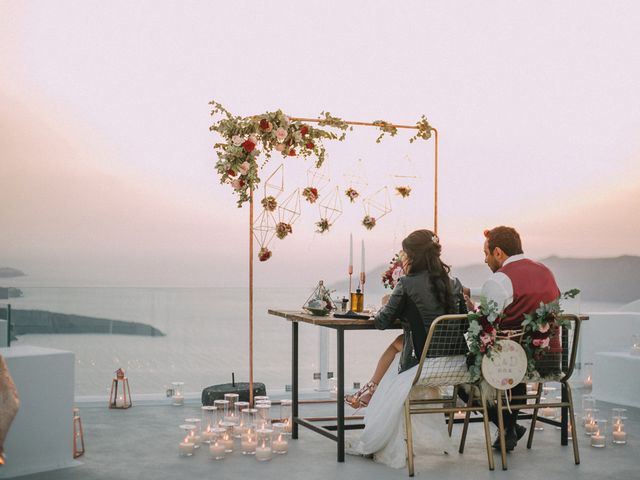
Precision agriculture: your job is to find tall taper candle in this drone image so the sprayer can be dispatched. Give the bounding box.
[349,234,353,273]
[361,240,365,274]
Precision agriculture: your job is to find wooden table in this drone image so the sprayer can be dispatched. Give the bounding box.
[267,309,401,462]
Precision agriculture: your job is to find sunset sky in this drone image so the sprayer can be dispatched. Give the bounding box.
[1,1,639,287]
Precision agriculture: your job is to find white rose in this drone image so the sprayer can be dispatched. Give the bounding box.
[275,143,286,152]
[232,135,243,146]
[230,179,242,190]
[249,134,258,144]
[238,161,250,176]
[275,127,288,142]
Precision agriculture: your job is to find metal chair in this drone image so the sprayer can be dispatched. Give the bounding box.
[480,314,581,470]
[403,314,495,476]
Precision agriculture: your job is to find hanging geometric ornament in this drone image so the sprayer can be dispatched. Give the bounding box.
[261,164,285,212]
[253,208,276,261]
[275,188,301,242]
[362,187,392,230]
[303,164,330,204]
[391,155,418,199]
[342,158,368,203]
[316,186,343,234]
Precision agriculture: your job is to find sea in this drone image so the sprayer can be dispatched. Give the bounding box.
[3,285,625,397]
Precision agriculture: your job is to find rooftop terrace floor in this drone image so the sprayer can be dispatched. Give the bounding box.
[13,394,640,480]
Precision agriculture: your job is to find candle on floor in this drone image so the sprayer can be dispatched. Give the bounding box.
[220,422,235,452]
[272,423,289,454]
[241,428,258,455]
[115,395,125,408]
[178,425,196,457]
[540,407,556,418]
[591,432,606,448]
[612,423,627,444]
[454,410,465,420]
[209,441,226,460]
[585,420,598,435]
[255,428,273,461]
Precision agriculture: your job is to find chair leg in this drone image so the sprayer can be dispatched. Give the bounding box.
[448,386,459,437]
[459,386,474,454]
[565,382,581,465]
[480,387,495,471]
[497,392,508,470]
[527,383,543,449]
[404,399,415,477]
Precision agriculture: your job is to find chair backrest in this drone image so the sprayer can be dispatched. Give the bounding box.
[412,314,471,387]
[525,314,581,382]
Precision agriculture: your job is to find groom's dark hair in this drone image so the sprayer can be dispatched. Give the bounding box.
[484,226,523,257]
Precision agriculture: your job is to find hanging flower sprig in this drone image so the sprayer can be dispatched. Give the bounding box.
[315,218,330,233]
[302,187,319,204]
[345,187,359,203]
[395,186,412,198]
[261,196,278,212]
[275,222,293,240]
[258,247,272,262]
[362,215,377,230]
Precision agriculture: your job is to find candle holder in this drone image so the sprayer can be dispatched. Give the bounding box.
[590,419,607,448]
[73,407,85,458]
[219,422,235,452]
[178,424,196,457]
[280,399,292,433]
[584,409,599,435]
[201,406,216,443]
[240,408,257,435]
[213,399,229,426]
[108,368,132,409]
[185,418,202,448]
[223,393,240,425]
[631,334,640,356]
[233,401,250,437]
[582,362,593,391]
[254,395,269,405]
[241,425,258,455]
[209,427,227,460]
[612,420,627,445]
[256,402,271,429]
[272,423,289,454]
[171,382,184,406]
[255,428,273,461]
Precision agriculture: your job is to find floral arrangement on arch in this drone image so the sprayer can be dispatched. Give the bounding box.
[381,253,404,289]
[302,187,319,204]
[345,187,359,203]
[362,215,376,230]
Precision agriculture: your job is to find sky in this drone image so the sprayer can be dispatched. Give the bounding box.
[1,0,639,287]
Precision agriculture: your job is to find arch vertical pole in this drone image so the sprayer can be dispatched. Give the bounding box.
[249,187,254,405]
[433,128,439,235]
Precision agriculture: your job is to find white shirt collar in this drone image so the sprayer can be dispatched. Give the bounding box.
[502,253,526,267]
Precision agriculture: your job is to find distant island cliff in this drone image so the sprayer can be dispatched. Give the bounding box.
[0,267,25,278]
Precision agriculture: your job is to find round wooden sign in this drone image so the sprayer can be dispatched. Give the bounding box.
[481,339,528,390]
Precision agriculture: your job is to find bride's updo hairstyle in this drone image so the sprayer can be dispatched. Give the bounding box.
[401,229,454,310]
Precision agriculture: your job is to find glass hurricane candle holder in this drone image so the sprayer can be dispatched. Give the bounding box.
[272,423,289,454]
[581,394,595,414]
[591,419,607,448]
[224,393,240,425]
[171,382,184,406]
[254,396,269,405]
[209,427,227,460]
[255,428,273,461]
[256,403,271,429]
[612,420,627,445]
[178,424,196,457]
[584,409,599,435]
[241,426,258,455]
[213,400,229,426]
[185,418,201,448]
[240,408,257,434]
[280,399,293,433]
[233,401,250,437]
[582,362,593,391]
[201,406,216,443]
[219,422,235,453]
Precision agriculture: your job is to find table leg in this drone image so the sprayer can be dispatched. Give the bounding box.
[337,327,345,462]
[292,320,299,439]
[561,326,569,446]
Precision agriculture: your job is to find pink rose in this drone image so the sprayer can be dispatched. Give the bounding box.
[275,143,286,152]
[238,161,250,176]
[538,323,550,333]
[230,179,242,190]
[480,333,492,345]
[275,127,287,142]
[232,135,243,146]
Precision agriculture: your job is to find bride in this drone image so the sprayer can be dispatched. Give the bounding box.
[345,229,467,468]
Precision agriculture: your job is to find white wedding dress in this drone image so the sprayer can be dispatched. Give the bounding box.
[345,353,457,469]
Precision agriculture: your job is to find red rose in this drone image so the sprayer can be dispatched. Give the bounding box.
[259,119,271,131]
[242,140,256,153]
[288,149,296,156]
[300,126,309,136]
[306,141,314,149]
[239,179,245,188]
[227,169,236,177]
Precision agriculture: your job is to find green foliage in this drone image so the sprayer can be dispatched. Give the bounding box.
[372,120,398,143]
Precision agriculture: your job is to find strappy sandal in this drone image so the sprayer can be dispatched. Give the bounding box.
[344,381,378,409]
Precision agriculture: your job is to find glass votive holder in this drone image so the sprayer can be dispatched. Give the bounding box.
[255,428,273,461]
[272,423,289,454]
[240,408,257,435]
[201,406,216,443]
[584,409,599,435]
[631,334,640,355]
[213,400,229,426]
[582,362,593,391]
[540,406,557,419]
[254,396,269,405]
[219,422,235,453]
[329,378,338,400]
[185,418,202,448]
[256,403,271,429]
[172,382,185,406]
[224,393,240,425]
[612,420,627,445]
[241,425,258,455]
[234,401,250,437]
[591,419,607,448]
[209,427,227,460]
[178,424,196,457]
[280,400,293,433]
[582,394,595,413]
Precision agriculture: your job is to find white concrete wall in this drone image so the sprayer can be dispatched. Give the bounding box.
[0,346,78,478]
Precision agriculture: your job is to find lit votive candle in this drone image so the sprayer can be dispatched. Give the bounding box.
[585,421,598,435]
[241,433,258,455]
[173,394,184,406]
[591,432,606,448]
[179,440,195,457]
[272,437,288,454]
[115,395,125,408]
[219,423,235,452]
[209,441,226,460]
[612,424,627,444]
[255,446,272,461]
[540,407,556,418]
[453,410,465,420]
[201,429,213,443]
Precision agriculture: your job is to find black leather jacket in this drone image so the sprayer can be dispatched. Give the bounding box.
[374,271,466,373]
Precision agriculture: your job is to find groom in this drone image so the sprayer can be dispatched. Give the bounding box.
[478,226,560,451]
